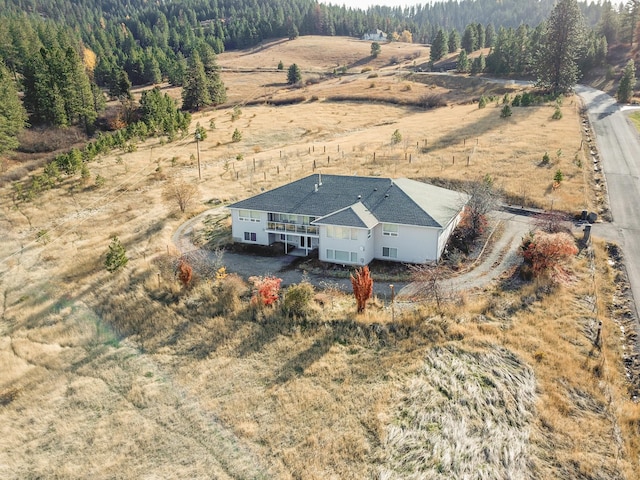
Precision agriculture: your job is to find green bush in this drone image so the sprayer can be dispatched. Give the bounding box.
[511,94,522,107]
[541,152,550,165]
[104,236,128,273]
[552,106,563,120]
[391,129,402,145]
[554,169,564,183]
[521,92,534,106]
[232,128,242,142]
[478,95,488,109]
[283,282,315,318]
[500,105,512,118]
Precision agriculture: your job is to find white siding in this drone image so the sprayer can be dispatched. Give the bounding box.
[229,208,270,246]
[437,210,464,261]
[373,223,440,263]
[318,225,373,265]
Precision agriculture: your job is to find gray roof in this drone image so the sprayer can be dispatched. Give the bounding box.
[228,174,467,229]
[313,202,379,229]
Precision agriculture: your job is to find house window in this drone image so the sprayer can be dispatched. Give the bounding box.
[335,250,350,262]
[326,249,334,259]
[367,229,372,239]
[351,252,358,262]
[382,224,398,236]
[327,226,358,239]
[239,210,261,222]
[382,247,398,259]
[244,232,257,242]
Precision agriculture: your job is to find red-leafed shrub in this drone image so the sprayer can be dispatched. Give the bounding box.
[249,276,282,306]
[177,258,193,288]
[351,266,373,313]
[520,231,578,280]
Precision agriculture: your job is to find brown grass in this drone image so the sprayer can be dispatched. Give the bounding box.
[0,36,635,479]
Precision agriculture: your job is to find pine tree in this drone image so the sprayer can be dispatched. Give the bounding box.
[168,52,187,86]
[0,60,27,154]
[457,50,470,72]
[462,24,478,53]
[198,43,226,105]
[430,28,448,62]
[371,41,381,58]
[535,0,585,94]
[471,53,485,74]
[104,236,128,273]
[485,24,496,48]
[617,59,636,103]
[448,29,460,53]
[182,50,211,111]
[143,49,162,84]
[287,63,302,84]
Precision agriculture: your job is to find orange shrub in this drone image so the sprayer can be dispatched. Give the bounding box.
[520,231,578,280]
[351,266,373,313]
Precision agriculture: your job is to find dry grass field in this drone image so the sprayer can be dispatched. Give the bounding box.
[0,36,638,479]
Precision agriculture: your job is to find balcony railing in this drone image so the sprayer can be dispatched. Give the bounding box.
[266,222,318,235]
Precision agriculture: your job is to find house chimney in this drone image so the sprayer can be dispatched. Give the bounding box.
[314,183,318,192]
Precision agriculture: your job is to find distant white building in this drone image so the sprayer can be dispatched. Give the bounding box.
[362,29,387,41]
[227,174,468,265]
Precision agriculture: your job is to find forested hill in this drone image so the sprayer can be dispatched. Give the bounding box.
[0,0,627,149]
[0,0,611,49]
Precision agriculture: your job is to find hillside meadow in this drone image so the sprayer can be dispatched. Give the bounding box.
[0,36,637,479]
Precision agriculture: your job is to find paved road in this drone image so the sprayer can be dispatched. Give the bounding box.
[576,85,640,321]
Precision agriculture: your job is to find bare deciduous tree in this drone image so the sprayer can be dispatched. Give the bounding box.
[464,176,499,237]
[409,264,449,313]
[534,211,571,234]
[163,177,198,213]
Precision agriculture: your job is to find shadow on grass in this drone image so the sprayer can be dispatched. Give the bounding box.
[273,330,334,384]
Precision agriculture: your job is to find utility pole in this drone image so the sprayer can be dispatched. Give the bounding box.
[390,284,395,322]
[195,132,202,180]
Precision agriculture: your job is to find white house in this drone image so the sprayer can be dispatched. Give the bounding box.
[362,29,387,41]
[227,174,468,265]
